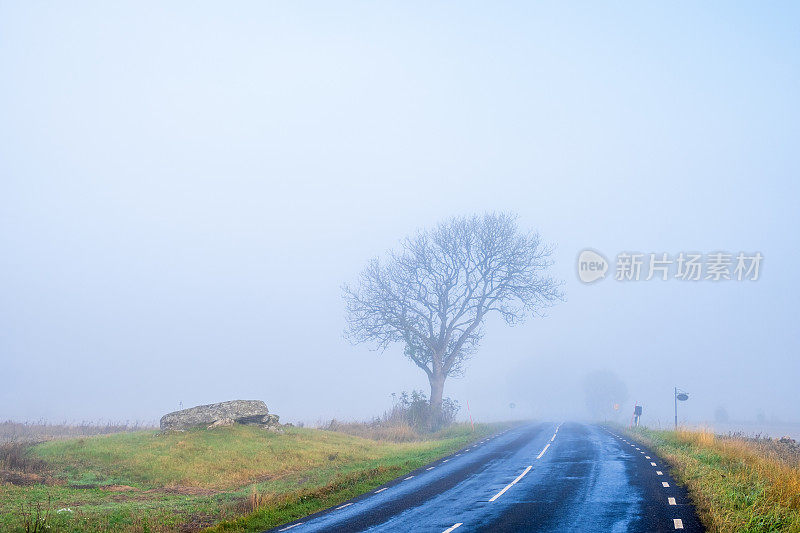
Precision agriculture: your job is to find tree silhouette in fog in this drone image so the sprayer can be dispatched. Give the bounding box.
[344,213,564,427]
[583,369,628,422]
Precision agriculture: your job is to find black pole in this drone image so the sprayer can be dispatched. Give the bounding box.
[674,386,678,430]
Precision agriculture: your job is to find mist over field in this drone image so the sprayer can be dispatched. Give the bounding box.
[2,2,798,436]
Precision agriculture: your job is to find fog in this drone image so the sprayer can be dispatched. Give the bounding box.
[2,2,798,435]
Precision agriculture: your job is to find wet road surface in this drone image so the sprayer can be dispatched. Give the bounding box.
[265,422,704,532]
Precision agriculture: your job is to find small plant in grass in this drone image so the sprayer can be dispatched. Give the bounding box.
[19,497,50,533]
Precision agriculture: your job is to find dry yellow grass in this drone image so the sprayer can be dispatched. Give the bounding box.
[628,426,800,532]
[321,420,421,442]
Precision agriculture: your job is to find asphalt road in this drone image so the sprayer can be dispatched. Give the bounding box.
[266,422,704,533]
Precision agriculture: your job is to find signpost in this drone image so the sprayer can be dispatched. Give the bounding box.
[674,387,689,429]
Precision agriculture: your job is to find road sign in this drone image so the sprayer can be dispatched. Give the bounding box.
[674,387,690,429]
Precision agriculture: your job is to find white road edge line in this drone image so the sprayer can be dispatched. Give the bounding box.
[335,503,352,510]
[404,476,414,480]
[278,523,303,531]
[443,523,463,533]
[489,465,532,502]
[374,487,387,493]
[426,467,435,471]
[673,518,684,529]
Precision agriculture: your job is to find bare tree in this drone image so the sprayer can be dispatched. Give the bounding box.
[343,213,564,426]
[582,369,628,422]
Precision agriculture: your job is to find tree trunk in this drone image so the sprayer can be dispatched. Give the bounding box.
[428,373,446,429]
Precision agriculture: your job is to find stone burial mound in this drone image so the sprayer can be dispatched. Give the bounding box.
[159,400,281,432]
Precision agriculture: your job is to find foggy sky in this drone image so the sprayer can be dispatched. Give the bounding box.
[2,2,798,430]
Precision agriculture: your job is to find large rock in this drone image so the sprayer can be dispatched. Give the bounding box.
[160,400,279,431]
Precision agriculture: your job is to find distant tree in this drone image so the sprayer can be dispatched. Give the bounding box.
[343,213,564,427]
[714,406,730,423]
[583,370,628,421]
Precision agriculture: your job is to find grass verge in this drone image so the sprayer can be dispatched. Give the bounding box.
[624,426,800,533]
[0,423,504,532]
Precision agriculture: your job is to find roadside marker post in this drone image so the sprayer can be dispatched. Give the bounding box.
[674,387,689,430]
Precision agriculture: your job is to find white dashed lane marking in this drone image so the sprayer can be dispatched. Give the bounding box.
[438,427,684,532]
[489,465,532,502]
[608,429,684,520]
[404,476,414,480]
[374,487,387,494]
[536,443,551,460]
[335,503,352,510]
[278,523,303,531]
[489,423,560,502]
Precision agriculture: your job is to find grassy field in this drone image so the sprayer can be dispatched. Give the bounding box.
[0,423,502,532]
[625,426,800,533]
[0,421,154,444]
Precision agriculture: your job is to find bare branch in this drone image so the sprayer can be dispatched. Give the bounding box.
[343,212,565,399]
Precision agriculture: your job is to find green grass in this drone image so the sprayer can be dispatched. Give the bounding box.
[624,426,800,533]
[0,423,503,532]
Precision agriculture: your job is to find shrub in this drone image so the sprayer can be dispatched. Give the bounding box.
[321,390,461,440]
[386,390,459,431]
[0,442,48,474]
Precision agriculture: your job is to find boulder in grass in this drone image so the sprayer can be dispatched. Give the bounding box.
[160,400,280,431]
